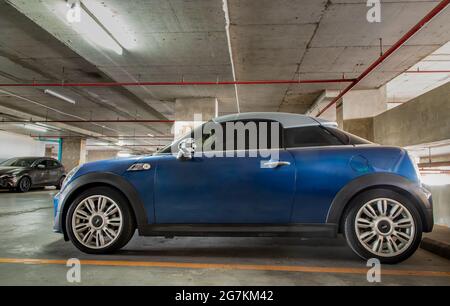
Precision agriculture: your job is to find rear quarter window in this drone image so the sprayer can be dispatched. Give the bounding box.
[284,126,343,148]
[325,127,372,145]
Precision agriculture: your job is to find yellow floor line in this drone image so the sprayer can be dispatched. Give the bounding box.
[0,257,449,277]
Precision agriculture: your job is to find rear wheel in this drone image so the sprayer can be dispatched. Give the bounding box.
[66,187,135,254]
[16,177,31,193]
[344,189,422,264]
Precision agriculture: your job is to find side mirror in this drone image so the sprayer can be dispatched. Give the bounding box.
[177,138,196,160]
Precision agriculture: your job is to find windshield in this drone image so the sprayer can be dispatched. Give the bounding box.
[0,158,37,167]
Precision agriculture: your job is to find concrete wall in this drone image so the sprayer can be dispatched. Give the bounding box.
[0,130,46,161]
[343,117,374,142]
[373,81,450,147]
[87,150,118,162]
[428,185,450,227]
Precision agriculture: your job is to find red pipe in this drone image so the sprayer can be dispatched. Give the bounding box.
[405,70,450,73]
[30,135,173,139]
[88,144,162,147]
[1,119,175,123]
[317,0,450,116]
[0,78,355,87]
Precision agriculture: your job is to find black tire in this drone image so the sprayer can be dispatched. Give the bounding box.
[343,188,422,264]
[66,186,136,254]
[55,176,66,189]
[16,176,31,193]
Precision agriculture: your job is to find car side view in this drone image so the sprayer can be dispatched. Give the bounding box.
[53,113,433,264]
[0,157,66,192]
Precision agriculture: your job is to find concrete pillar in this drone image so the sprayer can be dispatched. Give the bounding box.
[337,86,387,128]
[44,146,53,157]
[173,98,218,139]
[61,138,86,171]
[306,90,339,122]
[86,150,118,162]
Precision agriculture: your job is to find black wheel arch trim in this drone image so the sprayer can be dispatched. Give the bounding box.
[326,173,433,232]
[58,172,147,239]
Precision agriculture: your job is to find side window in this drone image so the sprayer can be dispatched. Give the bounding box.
[223,120,281,151]
[326,127,372,145]
[284,126,343,148]
[36,160,47,169]
[46,160,60,169]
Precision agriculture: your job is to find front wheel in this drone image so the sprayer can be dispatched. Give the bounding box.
[344,189,422,264]
[66,187,135,254]
[16,177,31,193]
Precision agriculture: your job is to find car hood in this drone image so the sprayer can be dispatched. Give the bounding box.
[71,156,143,180]
[0,166,27,176]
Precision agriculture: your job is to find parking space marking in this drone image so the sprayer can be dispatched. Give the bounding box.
[0,257,449,277]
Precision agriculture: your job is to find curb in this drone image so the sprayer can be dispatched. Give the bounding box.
[420,238,450,260]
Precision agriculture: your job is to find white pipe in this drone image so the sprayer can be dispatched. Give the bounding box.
[44,89,76,104]
[222,0,240,113]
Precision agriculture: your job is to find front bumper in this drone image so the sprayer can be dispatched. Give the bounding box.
[0,176,17,188]
[53,192,63,233]
[53,184,72,242]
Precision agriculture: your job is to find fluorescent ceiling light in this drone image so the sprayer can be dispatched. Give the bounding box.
[65,1,123,55]
[82,1,136,49]
[147,133,154,137]
[21,124,48,133]
[117,152,131,158]
[44,89,76,104]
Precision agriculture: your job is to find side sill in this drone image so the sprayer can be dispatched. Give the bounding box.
[138,223,337,238]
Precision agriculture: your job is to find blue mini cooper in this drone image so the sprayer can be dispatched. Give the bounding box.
[54,112,433,263]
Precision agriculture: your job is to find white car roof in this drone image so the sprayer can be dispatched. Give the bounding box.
[213,112,337,129]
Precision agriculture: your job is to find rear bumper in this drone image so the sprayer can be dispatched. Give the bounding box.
[419,184,434,232]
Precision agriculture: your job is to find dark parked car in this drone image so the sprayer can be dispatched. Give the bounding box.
[0,157,66,192]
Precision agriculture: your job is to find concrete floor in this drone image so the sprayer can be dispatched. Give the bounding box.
[0,189,449,286]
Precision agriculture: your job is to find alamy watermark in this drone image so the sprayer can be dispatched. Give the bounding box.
[171,113,281,167]
[66,1,81,23]
[66,258,81,283]
[366,258,381,283]
[367,0,381,23]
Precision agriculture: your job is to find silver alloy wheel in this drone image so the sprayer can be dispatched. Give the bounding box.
[355,198,415,257]
[71,195,123,249]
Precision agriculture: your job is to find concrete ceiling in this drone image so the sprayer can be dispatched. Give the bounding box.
[0,0,450,152]
[387,41,450,104]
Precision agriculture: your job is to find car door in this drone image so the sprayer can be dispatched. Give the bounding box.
[153,120,296,224]
[284,125,350,223]
[33,159,50,185]
[45,159,60,184]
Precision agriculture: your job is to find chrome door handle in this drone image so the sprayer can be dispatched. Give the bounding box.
[262,161,291,168]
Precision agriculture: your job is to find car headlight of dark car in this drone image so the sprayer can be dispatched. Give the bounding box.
[1,174,17,184]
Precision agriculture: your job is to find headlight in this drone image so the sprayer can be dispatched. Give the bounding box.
[61,166,80,190]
